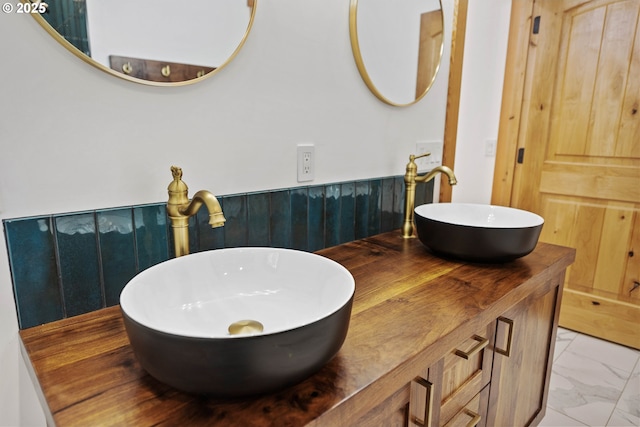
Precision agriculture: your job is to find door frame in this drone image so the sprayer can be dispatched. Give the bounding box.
[441,0,468,203]
[491,0,535,206]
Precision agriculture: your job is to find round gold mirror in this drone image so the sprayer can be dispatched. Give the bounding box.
[23,0,257,86]
[349,0,443,106]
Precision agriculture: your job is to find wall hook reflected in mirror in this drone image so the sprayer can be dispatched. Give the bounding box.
[161,65,171,77]
[23,0,258,86]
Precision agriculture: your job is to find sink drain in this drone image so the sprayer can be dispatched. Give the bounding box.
[228,320,264,335]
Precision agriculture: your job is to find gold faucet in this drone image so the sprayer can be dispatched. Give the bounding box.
[166,166,226,257]
[402,153,457,238]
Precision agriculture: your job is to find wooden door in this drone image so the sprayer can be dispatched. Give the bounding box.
[416,9,444,98]
[505,0,640,349]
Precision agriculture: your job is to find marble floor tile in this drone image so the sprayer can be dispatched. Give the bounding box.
[614,361,640,423]
[539,407,588,426]
[608,408,640,427]
[566,334,640,373]
[541,329,640,427]
[555,327,579,361]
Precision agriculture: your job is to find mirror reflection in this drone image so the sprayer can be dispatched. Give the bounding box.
[28,0,256,85]
[350,0,443,106]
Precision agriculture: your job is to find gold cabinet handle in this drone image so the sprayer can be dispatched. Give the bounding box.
[409,377,433,427]
[454,335,489,360]
[161,65,171,77]
[197,69,206,78]
[496,316,514,357]
[462,409,481,427]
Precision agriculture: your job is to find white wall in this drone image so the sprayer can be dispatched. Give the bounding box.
[0,0,510,424]
[451,0,512,204]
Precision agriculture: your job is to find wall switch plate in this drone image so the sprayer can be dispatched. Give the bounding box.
[297,144,315,182]
[485,139,497,157]
[416,141,443,172]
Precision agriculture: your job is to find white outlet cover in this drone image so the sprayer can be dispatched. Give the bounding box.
[416,141,443,172]
[297,144,315,182]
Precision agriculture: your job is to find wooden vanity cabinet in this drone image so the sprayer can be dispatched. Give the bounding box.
[487,275,564,427]
[19,233,574,427]
[354,276,563,427]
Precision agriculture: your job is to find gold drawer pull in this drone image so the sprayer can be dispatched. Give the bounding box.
[409,377,433,427]
[462,409,481,427]
[496,316,514,357]
[454,335,489,360]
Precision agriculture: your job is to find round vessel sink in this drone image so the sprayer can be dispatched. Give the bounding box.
[120,247,355,396]
[414,203,544,263]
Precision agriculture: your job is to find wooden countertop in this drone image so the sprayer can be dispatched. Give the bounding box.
[20,231,575,427]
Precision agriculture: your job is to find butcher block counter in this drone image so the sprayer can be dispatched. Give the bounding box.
[20,231,575,427]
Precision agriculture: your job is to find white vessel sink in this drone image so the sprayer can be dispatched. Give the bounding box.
[414,203,544,262]
[120,247,355,396]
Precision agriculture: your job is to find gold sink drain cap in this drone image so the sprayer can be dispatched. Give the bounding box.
[228,320,264,335]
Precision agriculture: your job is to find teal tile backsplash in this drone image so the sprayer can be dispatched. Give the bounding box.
[4,176,433,329]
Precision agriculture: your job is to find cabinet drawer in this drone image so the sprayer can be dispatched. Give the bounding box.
[443,385,489,427]
[437,322,495,426]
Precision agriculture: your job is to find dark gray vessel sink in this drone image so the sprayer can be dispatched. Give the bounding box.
[120,247,355,397]
[414,203,544,263]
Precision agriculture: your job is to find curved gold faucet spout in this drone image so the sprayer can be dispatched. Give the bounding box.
[179,190,226,228]
[402,155,457,238]
[417,165,457,186]
[166,166,226,257]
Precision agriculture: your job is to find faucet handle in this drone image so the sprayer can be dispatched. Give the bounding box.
[410,152,431,161]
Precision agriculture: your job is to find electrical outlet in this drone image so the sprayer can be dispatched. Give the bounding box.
[415,141,443,172]
[297,144,315,182]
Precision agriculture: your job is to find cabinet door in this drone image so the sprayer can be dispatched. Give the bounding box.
[487,276,564,426]
[354,368,429,427]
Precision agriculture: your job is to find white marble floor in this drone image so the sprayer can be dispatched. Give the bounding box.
[539,328,640,427]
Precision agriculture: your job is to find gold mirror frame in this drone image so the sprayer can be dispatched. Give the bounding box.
[349,0,444,106]
[22,0,257,87]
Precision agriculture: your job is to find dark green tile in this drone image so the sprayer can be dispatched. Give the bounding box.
[380,177,395,232]
[97,208,137,307]
[308,186,325,252]
[355,181,370,239]
[415,180,434,207]
[290,187,308,251]
[54,212,102,317]
[134,204,169,271]
[339,182,355,244]
[196,198,225,251]
[368,179,381,237]
[188,215,198,255]
[269,190,291,248]
[4,217,63,329]
[5,174,418,329]
[324,184,341,248]
[248,192,270,247]
[393,176,404,229]
[223,194,248,247]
